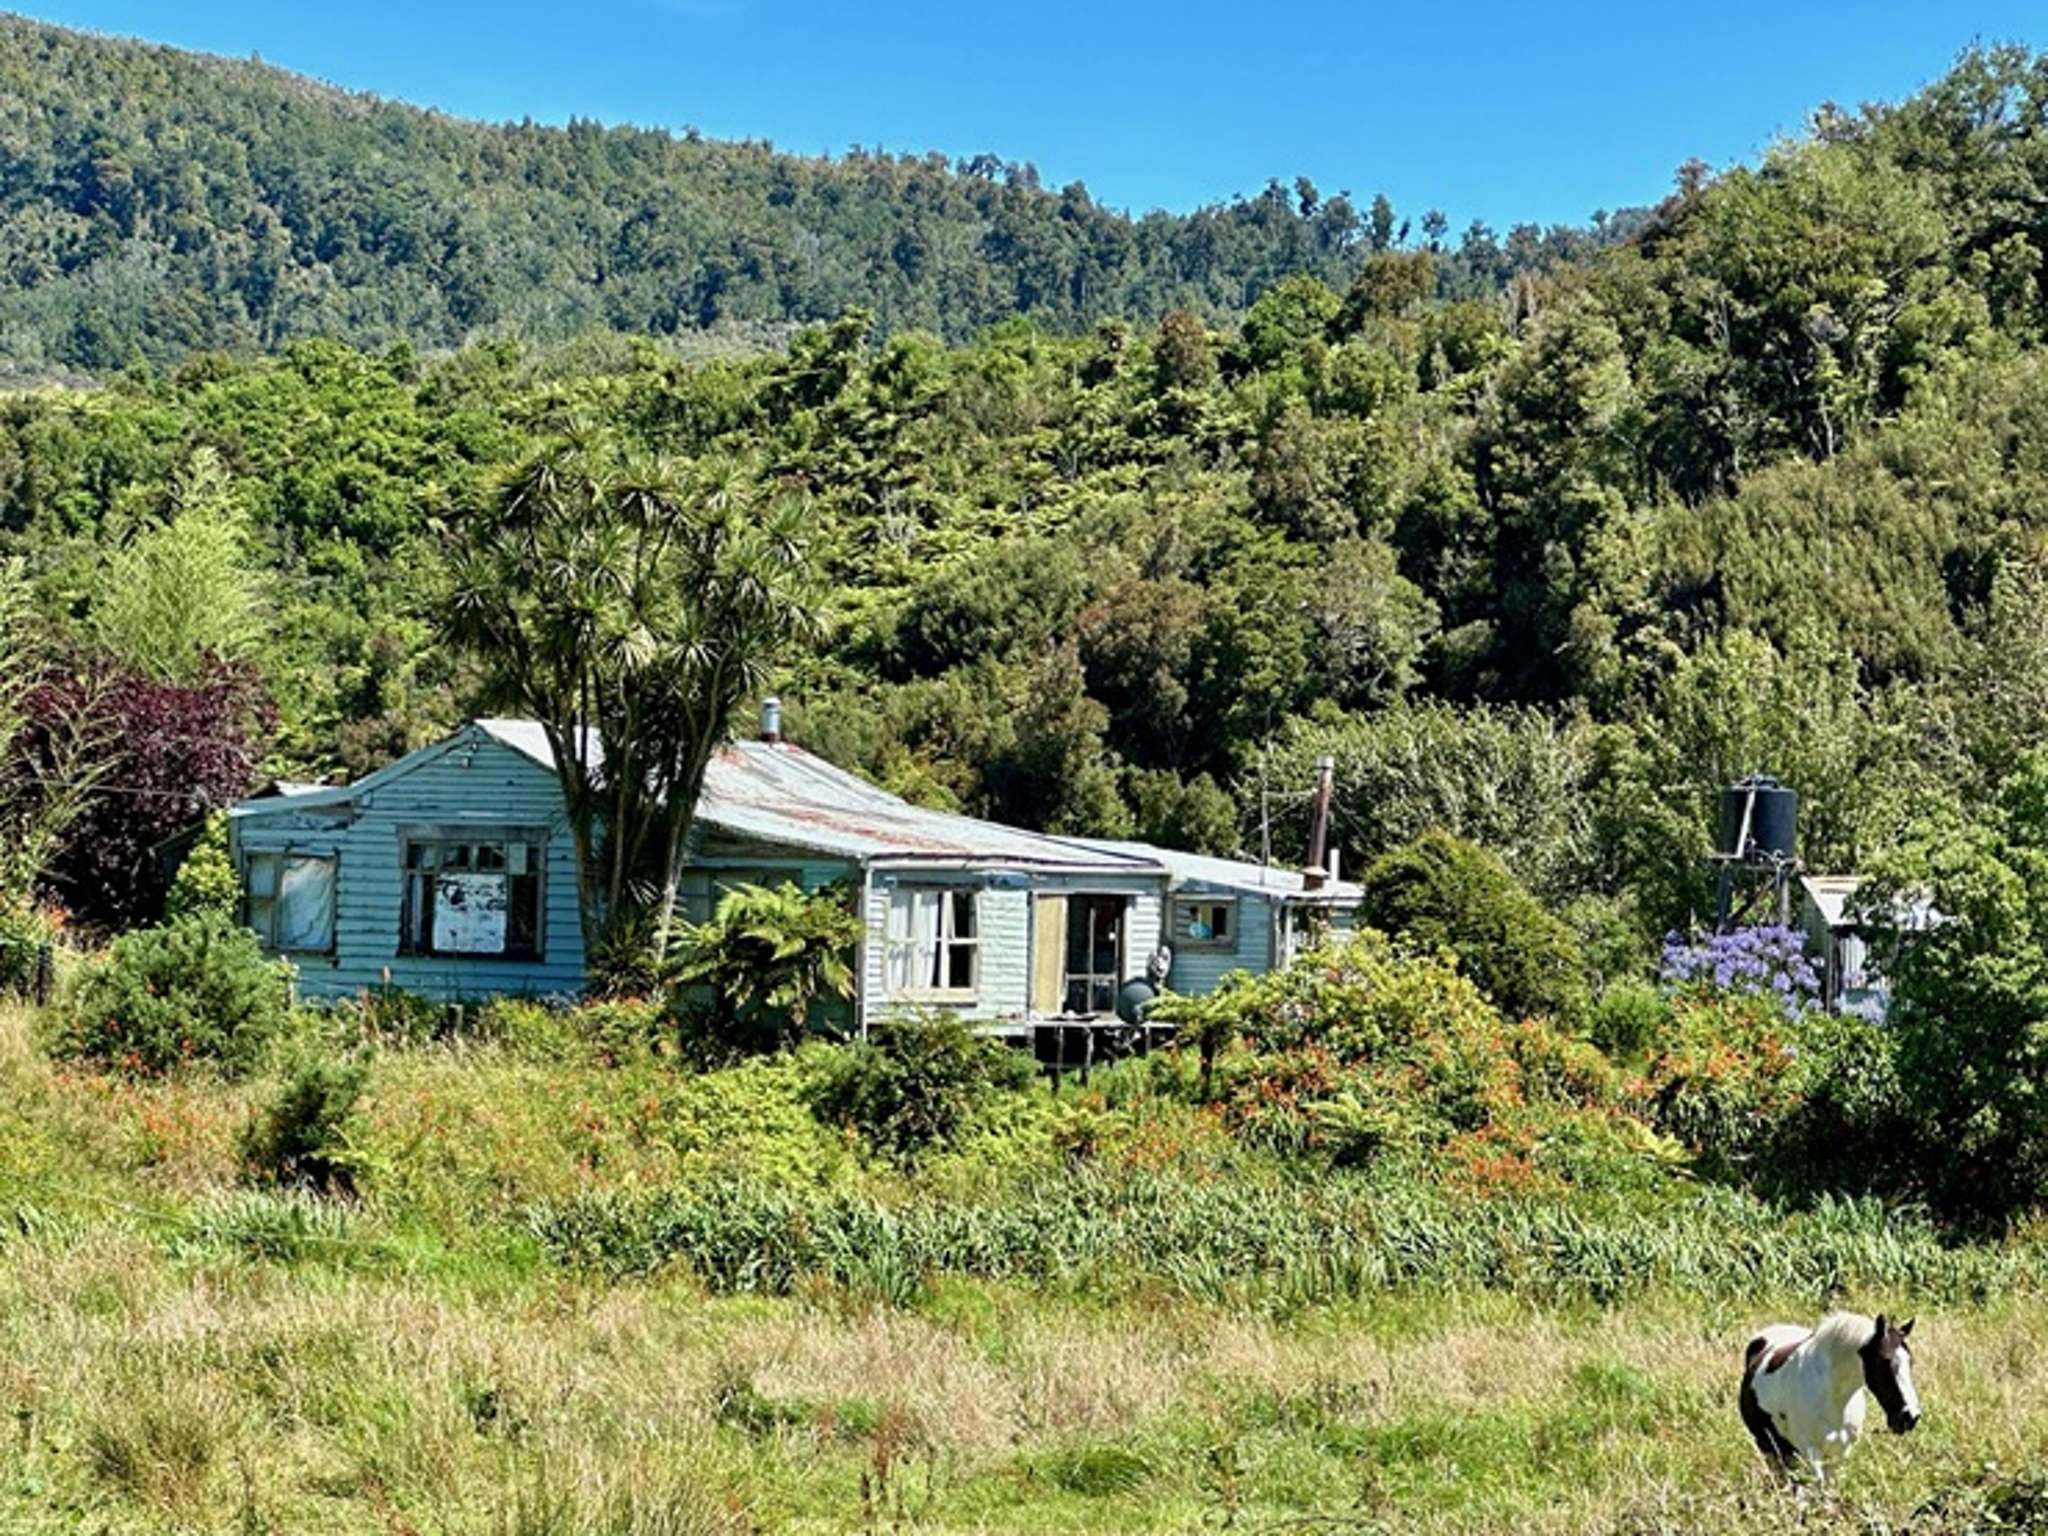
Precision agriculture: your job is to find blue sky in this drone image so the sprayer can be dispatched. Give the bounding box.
[18,2,2048,229]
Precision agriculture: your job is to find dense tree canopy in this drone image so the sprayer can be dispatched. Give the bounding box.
[0,17,1633,377]
[4,39,2048,968]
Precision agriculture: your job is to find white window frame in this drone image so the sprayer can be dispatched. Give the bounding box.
[244,852,337,955]
[886,885,980,1003]
[1171,896,1239,952]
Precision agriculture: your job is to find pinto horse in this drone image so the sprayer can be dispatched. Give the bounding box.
[1739,1312,1919,1482]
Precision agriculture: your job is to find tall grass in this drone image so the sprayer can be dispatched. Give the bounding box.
[527,1169,2031,1309]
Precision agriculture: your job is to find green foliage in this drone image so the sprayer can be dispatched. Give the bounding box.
[1151,938,1648,1191]
[526,1165,2018,1305]
[238,1048,369,1194]
[442,434,826,965]
[1584,979,1671,1063]
[87,448,264,680]
[666,883,863,1059]
[163,812,237,923]
[1638,993,1811,1184]
[1259,703,1602,905]
[59,913,292,1077]
[1865,750,2048,1222]
[806,1011,1034,1161]
[0,896,58,997]
[1357,831,1589,1022]
[0,16,1598,374]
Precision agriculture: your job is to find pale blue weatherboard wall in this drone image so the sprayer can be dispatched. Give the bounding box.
[233,731,585,1002]
[1164,890,1276,996]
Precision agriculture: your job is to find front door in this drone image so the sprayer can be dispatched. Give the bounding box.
[1063,895,1127,1016]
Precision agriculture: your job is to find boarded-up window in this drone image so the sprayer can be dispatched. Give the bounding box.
[245,853,336,954]
[401,836,544,959]
[885,886,978,1000]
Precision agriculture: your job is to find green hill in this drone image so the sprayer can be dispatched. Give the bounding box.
[0,13,1623,374]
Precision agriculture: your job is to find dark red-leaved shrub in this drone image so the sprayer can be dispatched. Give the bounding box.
[27,658,272,931]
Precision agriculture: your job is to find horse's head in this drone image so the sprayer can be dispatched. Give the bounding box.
[1860,1314,1919,1433]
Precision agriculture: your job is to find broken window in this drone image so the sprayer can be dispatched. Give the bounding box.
[885,885,978,1000]
[245,853,336,954]
[401,835,544,959]
[1171,897,1237,950]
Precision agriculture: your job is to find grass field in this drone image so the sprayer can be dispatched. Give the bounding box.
[4,1001,2046,1534]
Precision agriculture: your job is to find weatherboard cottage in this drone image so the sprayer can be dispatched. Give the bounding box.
[227,710,1361,1024]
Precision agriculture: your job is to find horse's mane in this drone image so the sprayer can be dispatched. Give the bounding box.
[1812,1311,1877,1353]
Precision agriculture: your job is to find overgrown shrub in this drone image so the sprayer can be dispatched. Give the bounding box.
[1585,979,1671,1062]
[163,812,238,922]
[484,996,666,1064]
[667,882,862,1060]
[807,1011,1034,1161]
[59,913,292,1076]
[238,1048,368,1193]
[1151,937,1662,1191]
[0,895,57,997]
[1637,992,1809,1183]
[1357,830,1588,1021]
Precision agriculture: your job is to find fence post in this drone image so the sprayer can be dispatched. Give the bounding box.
[32,942,53,1008]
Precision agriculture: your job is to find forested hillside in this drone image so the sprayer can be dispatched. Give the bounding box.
[0,15,1626,375]
[8,43,2048,961]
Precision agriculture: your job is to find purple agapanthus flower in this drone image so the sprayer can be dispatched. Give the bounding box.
[1660,924,1819,1018]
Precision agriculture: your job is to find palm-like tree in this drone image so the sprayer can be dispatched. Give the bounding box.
[443,430,825,976]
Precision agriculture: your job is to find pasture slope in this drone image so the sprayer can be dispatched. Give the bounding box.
[2,998,2045,1534]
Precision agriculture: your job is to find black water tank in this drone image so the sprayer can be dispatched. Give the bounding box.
[1718,773,1797,861]
[1115,978,1157,1025]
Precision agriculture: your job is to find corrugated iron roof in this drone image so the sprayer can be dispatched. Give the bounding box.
[1056,836,1364,904]
[475,719,1157,869]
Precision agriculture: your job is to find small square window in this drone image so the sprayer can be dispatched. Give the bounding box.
[1172,898,1237,950]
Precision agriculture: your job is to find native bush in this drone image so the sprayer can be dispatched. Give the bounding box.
[666,881,862,1060]
[806,1010,1034,1162]
[162,812,238,923]
[1862,751,2048,1222]
[1356,830,1589,1022]
[0,895,58,997]
[1151,937,1660,1189]
[238,1047,369,1194]
[59,913,293,1077]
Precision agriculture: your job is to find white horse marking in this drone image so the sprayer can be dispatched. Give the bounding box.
[1738,1311,1918,1484]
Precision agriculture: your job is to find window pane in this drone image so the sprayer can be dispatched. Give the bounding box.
[945,941,974,990]
[1211,904,1231,940]
[276,857,335,952]
[475,845,506,872]
[246,854,279,899]
[248,896,277,944]
[950,890,976,940]
[508,872,541,954]
[404,872,433,952]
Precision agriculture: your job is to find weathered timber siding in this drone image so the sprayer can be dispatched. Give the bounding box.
[1166,891,1276,996]
[859,869,1167,1028]
[233,731,583,1002]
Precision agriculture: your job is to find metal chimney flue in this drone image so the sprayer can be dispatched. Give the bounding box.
[760,697,783,743]
[1304,755,1335,890]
